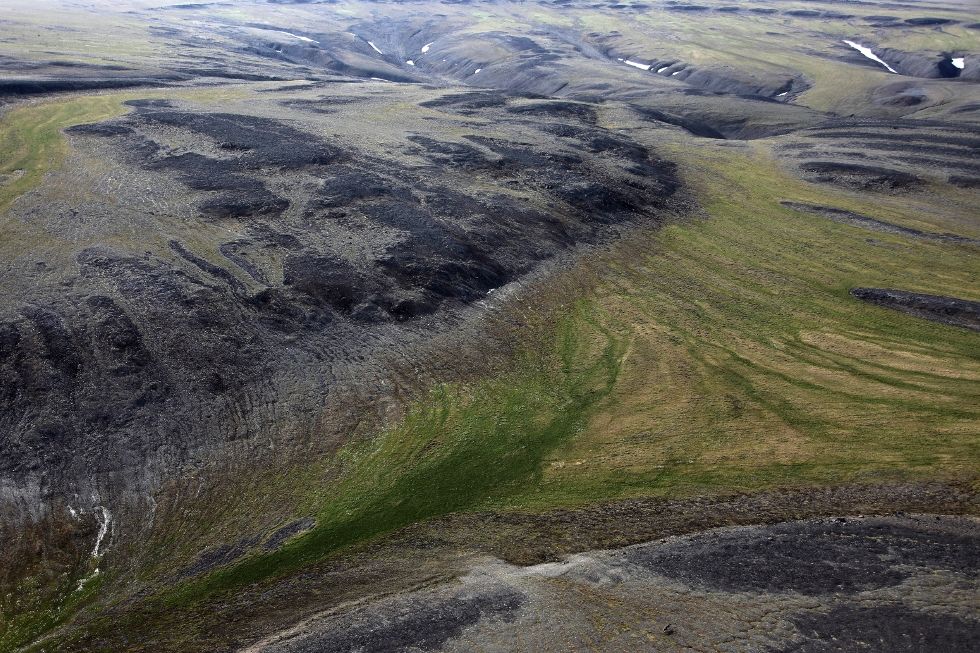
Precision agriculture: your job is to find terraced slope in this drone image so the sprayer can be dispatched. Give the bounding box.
[777,118,980,190]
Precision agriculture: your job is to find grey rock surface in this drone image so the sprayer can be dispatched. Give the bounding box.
[253,515,980,653]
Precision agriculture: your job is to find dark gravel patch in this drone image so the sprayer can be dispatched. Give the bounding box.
[138,110,344,169]
[622,517,979,595]
[179,534,263,579]
[635,107,728,139]
[505,100,598,124]
[538,122,590,138]
[255,513,978,653]
[123,98,176,109]
[778,604,980,652]
[219,241,269,284]
[129,110,343,219]
[888,155,980,175]
[0,77,173,97]
[169,239,246,291]
[419,91,511,113]
[851,288,980,331]
[264,517,316,551]
[905,17,957,26]
[800,131,980,148]
[798,161,922,190]
[266,586,525,653]
[949,175,980,189]
[836,141,978,160]
[65,123,135,138]
[406,134,498,170]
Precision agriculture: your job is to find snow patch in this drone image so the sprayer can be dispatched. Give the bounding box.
[671,71,681,76]
[624,59,651,71]
[367,41,384,55]
[422,41,434,53]
[777,92,788,97]
[842,40,897,74]
[68,505,78,519]
[406,60,415,66]
[474,68,482,74]
[75,567,99,593]
[277,31,318,44]
[91,506,110,558]
[657,66,670,73]
[951,57,965,70]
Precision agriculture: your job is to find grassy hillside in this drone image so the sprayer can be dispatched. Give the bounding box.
[0,86,251,217]
[518,140,979,508]
[0,97,130,215]
[0,1,162,66]
[31,129,979,652]
[280,138,979,532]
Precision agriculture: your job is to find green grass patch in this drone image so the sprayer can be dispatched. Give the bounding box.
[0,97,131,215]
[0,572,103,653]
[513,141,980,508]
[0,86,256,220]
[138,298,627,614]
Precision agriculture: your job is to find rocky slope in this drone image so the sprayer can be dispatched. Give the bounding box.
[0,81,684,629]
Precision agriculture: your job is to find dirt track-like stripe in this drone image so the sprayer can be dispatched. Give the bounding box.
[781,202,980,245]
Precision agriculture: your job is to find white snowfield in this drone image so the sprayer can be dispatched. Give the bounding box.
[474,68,482,74]
[951,57,965,70]
[406,60,415,66]
[624,59,651,71]
[76,567,100,593]
[422,42,434,53]
[368,40,384,54]
[277,31,318,44]
[842,40,897,74]
[657,66,669,73]
[92,506,111,558]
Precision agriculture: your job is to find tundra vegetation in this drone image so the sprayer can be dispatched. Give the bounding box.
[0,0,977,651]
